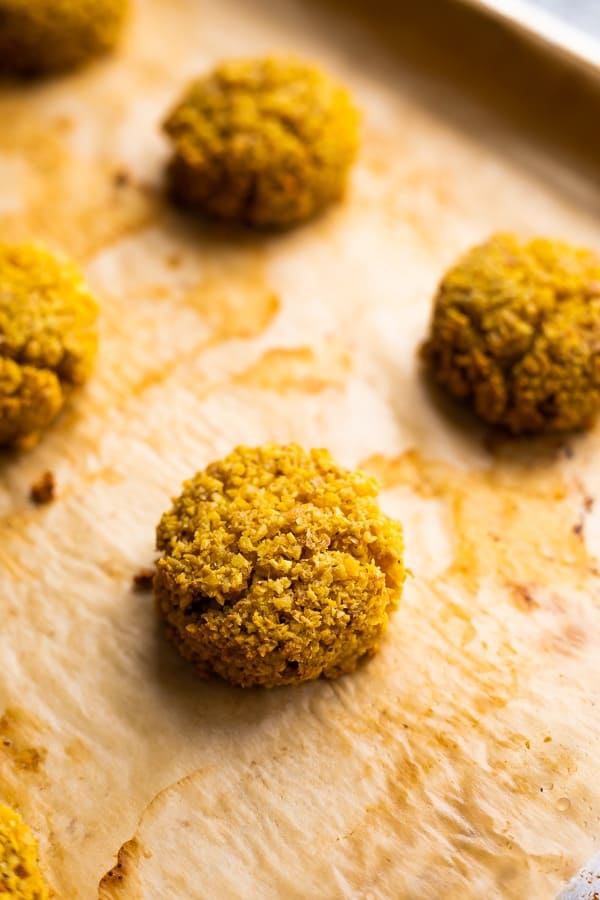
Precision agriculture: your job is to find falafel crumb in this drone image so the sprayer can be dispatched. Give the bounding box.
[29,471,56,506]
[132,569,154,592]
[155,444,405,688]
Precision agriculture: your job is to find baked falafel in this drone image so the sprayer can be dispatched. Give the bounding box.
[0,0,129,75]
[155,444,405,688]
[163,57,360,228]
[421,233,600,434]
[0,804,49,898]
[0,243,98,449]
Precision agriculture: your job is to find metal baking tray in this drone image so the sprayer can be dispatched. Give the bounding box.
[1,0,599,897]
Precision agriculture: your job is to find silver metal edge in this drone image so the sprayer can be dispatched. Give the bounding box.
[459,0,600,76]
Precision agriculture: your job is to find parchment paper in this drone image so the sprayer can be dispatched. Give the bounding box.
[0,0,599,897]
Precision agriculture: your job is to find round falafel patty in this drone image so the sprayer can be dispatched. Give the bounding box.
[0,243,98,449]
[155,444,405,688]
[0,804,49,898]
[422,233,600,434]
[0,0,128,74]
[163,57,360,228]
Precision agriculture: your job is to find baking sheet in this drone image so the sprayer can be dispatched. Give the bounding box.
[1,0,600,897]
[468,0,600,73]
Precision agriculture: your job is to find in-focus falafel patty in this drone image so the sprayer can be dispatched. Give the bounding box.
[421,233,600,434]
[0,243,98,449]
[163,57,360,228]
[0,804,49,898]
[155,444,405,688]
[0,0,129,74]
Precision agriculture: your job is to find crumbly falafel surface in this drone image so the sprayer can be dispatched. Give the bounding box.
[0,804,49,899]
[155,444,405,688]
[0,0,128,74]
[0,243,98,449]
[163,57,360,228]
[421,233,600,434]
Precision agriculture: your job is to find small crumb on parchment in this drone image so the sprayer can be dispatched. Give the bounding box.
[133,569,154,591]
[113,168,131,188]
[30,471,56,505]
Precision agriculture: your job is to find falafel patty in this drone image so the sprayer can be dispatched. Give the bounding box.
[163,57,360,228]
[0,243,98,449]
[155,444,405,688]
[421,233,600,434]
[0,804,49,898]
[0,0,129,74]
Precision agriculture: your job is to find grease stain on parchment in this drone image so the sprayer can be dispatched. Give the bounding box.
[183,256,280,342]
[0,707,49,810]
[0,156,158,264]
[0,111,158,261]
[116,258,281,402]
[235,344,351,393]
[365,449,594,590]
[0,709,47,775]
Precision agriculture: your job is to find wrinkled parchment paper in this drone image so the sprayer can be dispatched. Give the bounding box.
[1,0,600,897]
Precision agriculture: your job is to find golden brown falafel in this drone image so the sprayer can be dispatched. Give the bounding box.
[155,444,405,688]
[0,243,98,449]
[0,0,129,75]
[163,57,360,228]
[421,233,600,435]
[0,804,49,898]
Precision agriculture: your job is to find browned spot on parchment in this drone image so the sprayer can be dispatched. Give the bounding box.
[0,708,48,777]
[65,738,92,765]
[98,838,143,900]
[507,582,541,613]
[235,345,351,394]
[540,622,589,657]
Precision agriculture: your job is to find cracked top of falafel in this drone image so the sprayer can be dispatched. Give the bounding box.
[0,243,98,448]
[0,804,49,899]
[421,233,600,434]
[163,56,360,228]
[0,0,129,75]
[155,444,405,687]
